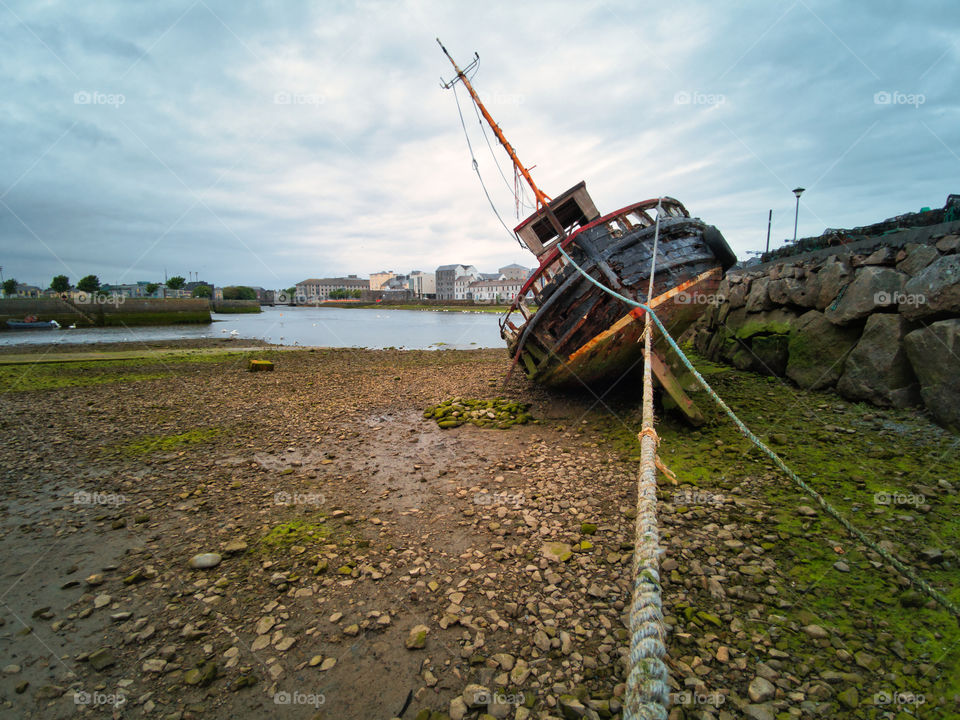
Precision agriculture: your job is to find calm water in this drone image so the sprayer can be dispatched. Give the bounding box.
[0,306,505,349]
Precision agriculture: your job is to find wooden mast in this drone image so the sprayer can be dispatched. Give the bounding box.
[438,38,551,210]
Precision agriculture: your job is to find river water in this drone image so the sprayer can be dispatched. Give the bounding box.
[0,306,505,349]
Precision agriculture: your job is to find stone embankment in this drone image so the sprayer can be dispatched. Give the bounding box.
[693,224,960,430]
[0,297,212,327]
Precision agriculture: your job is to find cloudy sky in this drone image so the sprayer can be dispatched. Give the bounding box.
[1,0,957,290]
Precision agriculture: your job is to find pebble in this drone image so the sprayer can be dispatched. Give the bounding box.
[803,624,829,639]
[88,648,116,671]
[462,683,490,708]
[748,676,775,702]
[188,553,222,569]
[541,541,572,562]
[405,624,428,649]
[93,594,112,609]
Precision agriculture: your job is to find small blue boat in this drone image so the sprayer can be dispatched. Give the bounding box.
[6,318,60,329]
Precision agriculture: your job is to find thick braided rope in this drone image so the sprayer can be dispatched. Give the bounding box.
[556,243,960,620]
[624,204,670,720]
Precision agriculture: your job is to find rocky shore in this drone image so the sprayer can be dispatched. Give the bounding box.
[0,343,957,719]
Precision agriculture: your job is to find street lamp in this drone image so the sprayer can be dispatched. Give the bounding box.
[792,187,805,242]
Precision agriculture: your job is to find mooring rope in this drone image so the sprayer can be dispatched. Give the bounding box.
[555,243,960,631]
[625,200,670,720]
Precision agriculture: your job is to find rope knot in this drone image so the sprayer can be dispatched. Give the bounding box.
[638,427,660,446]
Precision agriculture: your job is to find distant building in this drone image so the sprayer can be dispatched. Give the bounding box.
[408,270,436,299]
[183,280,214,296]
[12,283,42,298]
[295,275,370,302]
[99,282,145,298]
[369,271,396,291]
[468,278,525,303]
[435,264,478,300]
[499,263,530,280]
[383,274,409,290]
[477,272,503,281]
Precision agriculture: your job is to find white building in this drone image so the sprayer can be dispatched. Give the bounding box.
[467,278,526,303]
[408,271,436,298]
[453,273,478,300]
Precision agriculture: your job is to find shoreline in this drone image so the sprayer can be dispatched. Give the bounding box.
[1,342,956,719]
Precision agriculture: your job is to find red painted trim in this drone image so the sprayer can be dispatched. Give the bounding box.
[511,197,688,300]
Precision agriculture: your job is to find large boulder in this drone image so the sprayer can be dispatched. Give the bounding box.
[786,310,861,390]
[727,277,751,309]
[785,274,821,308]
[750,334,790,376]
[814,256,852,311]
[836,314,921,408]
[896,244,940,277]
[734,308,798,340]
[824,266,905,325]
[904,319,960,430]
[745,276,774,312]
[902,255,960,320]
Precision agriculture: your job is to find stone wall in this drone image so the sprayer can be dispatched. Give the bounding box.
[693,226,960,430]
[212,300,261,313]
[0,297,211,327]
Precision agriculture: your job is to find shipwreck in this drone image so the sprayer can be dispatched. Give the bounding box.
[439,41,736,422]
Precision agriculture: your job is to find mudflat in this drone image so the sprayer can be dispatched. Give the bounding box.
[0,342,957,719]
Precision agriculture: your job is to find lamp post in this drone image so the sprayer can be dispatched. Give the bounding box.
[792,187,805,243]
[765,209,772,254]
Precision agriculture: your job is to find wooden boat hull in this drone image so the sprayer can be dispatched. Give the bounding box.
[502,207,734,390]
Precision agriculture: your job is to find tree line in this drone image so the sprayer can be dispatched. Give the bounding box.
[2,274,259,301]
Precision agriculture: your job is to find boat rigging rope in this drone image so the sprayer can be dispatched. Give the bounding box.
[451,84,526,249]
[469,90,524,214]
[554,244,960,637]
[624,200,671,720]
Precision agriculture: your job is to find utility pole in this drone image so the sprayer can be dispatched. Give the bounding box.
[765,210,772,255]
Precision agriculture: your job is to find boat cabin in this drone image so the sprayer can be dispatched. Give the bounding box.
[514,181,600,256]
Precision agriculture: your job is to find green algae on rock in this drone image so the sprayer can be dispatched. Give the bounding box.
[423,397,533,429]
